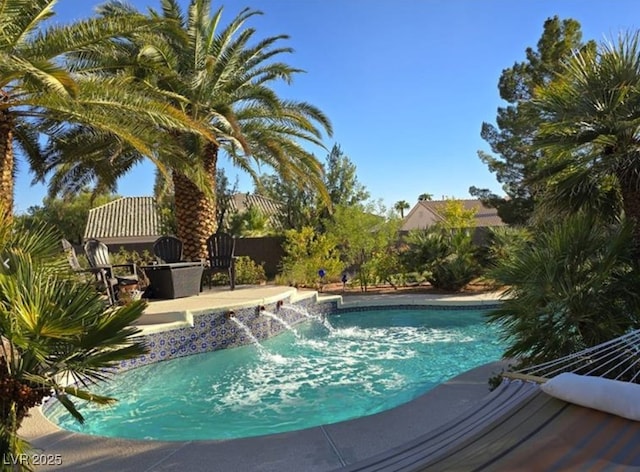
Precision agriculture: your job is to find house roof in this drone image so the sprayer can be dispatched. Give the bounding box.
[227,193,283,229]
[400,199,505,232]
[84,196,160,244]
[84,194,283,243]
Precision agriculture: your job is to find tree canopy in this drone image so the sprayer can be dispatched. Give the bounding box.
[37,0,333,260]
[533,31,640,256]
[471,16,595,225]
[18,190,118,245]
[0,0,208,220]
[258,143,369,230]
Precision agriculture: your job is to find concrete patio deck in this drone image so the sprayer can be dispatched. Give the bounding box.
[19,286,507,472]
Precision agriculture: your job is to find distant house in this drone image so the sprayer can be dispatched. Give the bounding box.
[223,193,284,231]
[84,193,283,246]
[83,194,286,276]
[84,196,160,245]
[400,199,505,242]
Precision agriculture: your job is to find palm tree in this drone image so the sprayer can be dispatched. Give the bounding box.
[0,217,147,460]
[418,193,433,201]
[394,200,410,218]
[46,0,332,260]
[534,32,640,256]
[0,0,212,221]
[487,212,640,367]
[146,0,332,259]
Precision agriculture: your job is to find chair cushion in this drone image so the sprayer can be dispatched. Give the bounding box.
[541,372,640,421]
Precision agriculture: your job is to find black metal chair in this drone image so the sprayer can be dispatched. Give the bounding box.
[153,236,184,263]
[62,239,117,305]
[205,232,237,290]
[83,239,140,299]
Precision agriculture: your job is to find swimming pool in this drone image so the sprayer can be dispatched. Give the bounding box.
[46,308,504,441]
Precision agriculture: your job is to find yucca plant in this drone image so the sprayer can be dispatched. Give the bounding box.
[0,217,147,468]
[487,212,640,368]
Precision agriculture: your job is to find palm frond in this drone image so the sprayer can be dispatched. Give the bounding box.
[487,212,640,366]
[0,0,56,49]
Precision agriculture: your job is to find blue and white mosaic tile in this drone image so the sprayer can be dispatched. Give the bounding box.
[118,297,319,371]
[118,296,499,371]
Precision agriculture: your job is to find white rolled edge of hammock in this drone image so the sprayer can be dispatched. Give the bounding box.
[540,372,640,421]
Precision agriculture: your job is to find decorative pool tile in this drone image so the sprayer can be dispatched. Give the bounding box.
[116,296,501,371]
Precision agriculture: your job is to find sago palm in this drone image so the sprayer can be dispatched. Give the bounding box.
[49,0,333,260]
[0,217,147,464]
[534,32,640,256]
[0,0,212,219]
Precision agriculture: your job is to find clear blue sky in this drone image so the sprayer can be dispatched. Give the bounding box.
[13,0,640,213]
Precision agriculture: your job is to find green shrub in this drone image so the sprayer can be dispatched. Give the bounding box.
[484,226,532,268]
[403,227,481,291]
[111,248,153,282]
[278,227,342,286]
[112,247,153,265]
[209,256,267,286]
[428,251,479,291]
[235,256,267,284]
[73,247,152,269]
[324,204,401,291]
[487,213,640,368]
[402,271,427,285]
[366,249,403,288]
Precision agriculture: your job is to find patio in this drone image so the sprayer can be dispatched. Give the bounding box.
[19,286,506,472]
[135,284,304,331]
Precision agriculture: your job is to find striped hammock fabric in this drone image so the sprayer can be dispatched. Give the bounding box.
[341,329,640,471]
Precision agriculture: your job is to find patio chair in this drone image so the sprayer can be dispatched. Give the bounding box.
[62,239,117,305]
[204,232,237,290]
[153,236,184,263]
[83,239,140,298]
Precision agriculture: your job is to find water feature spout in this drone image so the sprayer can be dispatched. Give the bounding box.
[282,304,335,333]
[257,305,266,315]
[224,310,235,319]
[276,300,284,310]
[228,317,267,355]
[262,310,300,338]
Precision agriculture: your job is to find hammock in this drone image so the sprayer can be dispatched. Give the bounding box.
[510,328,640,383]
[340,329,640,471]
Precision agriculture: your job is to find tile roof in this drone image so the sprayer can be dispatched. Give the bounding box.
[84,194,284,242]
[420,199,505,227]
[229,193,281,215]
[227,193,284,229]
[84,197,160,242]
[401,199,505,232]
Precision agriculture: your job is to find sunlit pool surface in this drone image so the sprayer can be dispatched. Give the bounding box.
[46,308,504,441]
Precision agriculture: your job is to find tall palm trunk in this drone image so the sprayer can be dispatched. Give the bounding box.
[0,109,14,221]
[173,143,218,260]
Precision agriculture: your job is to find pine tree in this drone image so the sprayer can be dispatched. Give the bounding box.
[470,17,595,225]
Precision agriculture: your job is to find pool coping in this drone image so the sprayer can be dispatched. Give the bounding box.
[20,288,508,472]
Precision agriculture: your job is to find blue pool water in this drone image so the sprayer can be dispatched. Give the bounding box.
[46,309,504,441]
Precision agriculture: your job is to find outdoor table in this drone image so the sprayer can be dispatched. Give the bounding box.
[141,262,204,299]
